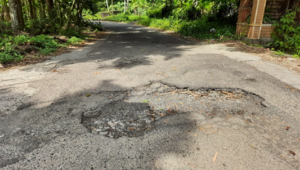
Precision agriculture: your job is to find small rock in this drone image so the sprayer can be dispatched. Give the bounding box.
[94,121,102,124]
[0,64,3,69]
[99,132,108,135]
[108,121,117,127]
[0,134,5,138]
[150,83,161,89]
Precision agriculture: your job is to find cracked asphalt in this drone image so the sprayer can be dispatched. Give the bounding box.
[0,21,300,169]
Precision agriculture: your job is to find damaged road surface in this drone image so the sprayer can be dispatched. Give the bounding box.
[1,22,300,169]
[82,84,266,138]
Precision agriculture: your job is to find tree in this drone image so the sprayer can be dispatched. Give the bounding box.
[2,0,11,20]
[8,0,19,30]
[124,0,126,12]
[106,0,109,12]
[46,0,53,17]
[28,0,36,19]
[111,0,114,16]
[16,0,25,29]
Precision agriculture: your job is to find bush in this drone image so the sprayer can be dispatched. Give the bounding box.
[0,21,13,35]
[14,35,30,45]
[103,14,147,22]
[67,36,84,45]
[184,7,202,20]
[270,9,300,56]
[0,35,24,63]
[60,28,86,39]
[179,19,235,39]
[29,35,62,55]
[147,8,162,18]
[138,18,151,26]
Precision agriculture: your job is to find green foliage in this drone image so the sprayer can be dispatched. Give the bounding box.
[14,35,30,45]
[0,21,13,35]
[29,35,58,48]
[29,35,62,55]
[112,2,127,12]
[0,50,24,64]
[104,13,147,22]
[270,9,300,56]
[273,50,285,56]
[0,34,61,63]
[179,19,235,39]
[0,35,24,64]
[263,8,275,24]
[147,8,162,18]
[60,28,86,39]
[83,14,100,20]
[67,36,84,45]
[293,54,300,59]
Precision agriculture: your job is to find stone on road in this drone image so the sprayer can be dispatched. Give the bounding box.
[0,21,300,170]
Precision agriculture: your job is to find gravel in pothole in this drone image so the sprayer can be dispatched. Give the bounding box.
[81,83,266,138]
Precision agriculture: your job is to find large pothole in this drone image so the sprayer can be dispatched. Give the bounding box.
[81,83,266,138]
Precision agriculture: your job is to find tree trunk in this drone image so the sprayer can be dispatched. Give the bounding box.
[28,0,35,19]
[16,0,25,28]
[32,0,36,19]
[0,7,4,20]
[106,0,109,12]
[124,0,125,12]
[42,1,46,18]
[8,0,19,30]
[67,0,76,29]
[23,0,28,20]
[111,0,114,17]
[75,1,86,25]
[39,0,45,18]
[46,0,54,17]
[3,0,11,20]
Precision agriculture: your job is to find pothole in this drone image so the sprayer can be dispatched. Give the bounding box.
[81,83,266,138]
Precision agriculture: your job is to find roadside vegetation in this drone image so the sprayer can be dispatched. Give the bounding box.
[82,0,299,57]
[1,0,299,66]
[0,0,103,66]
[86,0,238,41]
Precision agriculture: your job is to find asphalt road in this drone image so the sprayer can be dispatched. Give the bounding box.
[0,21,300,169]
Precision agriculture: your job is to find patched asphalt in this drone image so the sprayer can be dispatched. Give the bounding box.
[0,22,300,169]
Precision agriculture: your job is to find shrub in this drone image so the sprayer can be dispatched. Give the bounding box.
[270,9,300,56]
[0,38,24,64]
[60,28,86,39]
[179,19,235,39]
[67,36,84,45]
[147,8,162,18]
[14,35,30,45]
